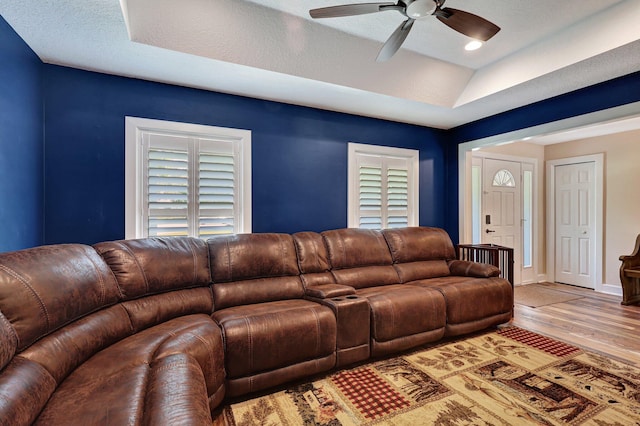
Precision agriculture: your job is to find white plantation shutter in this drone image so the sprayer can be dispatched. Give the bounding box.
[387,165,409,229]
[126,117,251,239]
[349,143,418,230]
[198,143,236,237]
[358,164,383,229]
[146,144,190,237]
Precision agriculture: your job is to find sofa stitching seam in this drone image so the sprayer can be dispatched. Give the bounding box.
[279,234,287,277]
[0,264,50,347]
[116,303,136,334]
[187,240,198,287]
[118,242,150,296]
[97,246,125,300]
[0,308,18,351]
[293,235,305,274]
[244,316,253,378]
[225,239,232,281]
[311,308,321,356]
[85,250,109,305]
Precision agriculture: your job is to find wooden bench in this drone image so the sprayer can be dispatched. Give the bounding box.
[619,234,640,305]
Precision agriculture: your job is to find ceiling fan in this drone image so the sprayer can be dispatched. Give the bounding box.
[309,0,500,62]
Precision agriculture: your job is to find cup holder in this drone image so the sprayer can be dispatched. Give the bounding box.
[346,295,358,299]
[332,297,344,301]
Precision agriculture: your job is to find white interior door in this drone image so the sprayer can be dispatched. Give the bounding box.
[554,162,596,289]
[482,159,522,285]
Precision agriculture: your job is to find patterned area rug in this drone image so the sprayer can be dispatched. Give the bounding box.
[217,327,640,425]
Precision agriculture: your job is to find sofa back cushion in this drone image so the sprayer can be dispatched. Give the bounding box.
[322,228,399,289]
[292,232,335,287]
[0,244,121,351]
[208,233,304,309]
[94,237,210,300]
[382,227,455,282]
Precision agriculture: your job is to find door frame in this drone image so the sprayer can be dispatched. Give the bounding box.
[546,154,604,292]
[471,151,538,285]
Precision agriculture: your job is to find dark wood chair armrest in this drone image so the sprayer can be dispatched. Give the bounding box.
[619,234,640,305]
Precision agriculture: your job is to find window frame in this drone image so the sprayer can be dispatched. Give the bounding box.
[125,117,251,239]
[347,142,419,229]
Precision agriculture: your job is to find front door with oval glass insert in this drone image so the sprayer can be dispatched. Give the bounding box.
[482,158,522,285]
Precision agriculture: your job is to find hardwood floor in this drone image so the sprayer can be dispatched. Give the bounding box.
[510,282,640,367]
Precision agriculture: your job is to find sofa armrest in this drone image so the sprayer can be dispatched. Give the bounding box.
[448,260,500,278]
[305,293,370,367]
[304,284,356,299]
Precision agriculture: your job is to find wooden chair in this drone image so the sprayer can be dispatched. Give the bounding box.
[619,234,640,305]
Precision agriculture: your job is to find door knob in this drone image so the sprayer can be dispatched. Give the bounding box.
[485,229,496,233]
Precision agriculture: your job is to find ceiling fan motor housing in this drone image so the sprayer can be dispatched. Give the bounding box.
[404,0,437,19]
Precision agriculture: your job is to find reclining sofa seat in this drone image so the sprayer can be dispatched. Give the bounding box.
[320,228,447,357]
[382,227,513,336]
[93,237,225,415]
[0,238,224,426]
[208,233,337,397]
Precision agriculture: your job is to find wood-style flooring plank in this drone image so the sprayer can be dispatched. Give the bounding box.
[511,282,640,367]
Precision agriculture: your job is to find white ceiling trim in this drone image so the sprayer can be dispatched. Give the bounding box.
[1,0,639,129]
[457,0,640,106]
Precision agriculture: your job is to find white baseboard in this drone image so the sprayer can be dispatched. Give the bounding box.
[599,283,623,297]
[528,276,622,297]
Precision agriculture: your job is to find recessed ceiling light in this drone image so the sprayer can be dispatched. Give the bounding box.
[465,40,483,51]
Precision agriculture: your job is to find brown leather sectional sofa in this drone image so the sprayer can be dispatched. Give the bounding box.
[0,227,513,425]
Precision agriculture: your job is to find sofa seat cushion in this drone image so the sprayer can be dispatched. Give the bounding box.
[407,276,513,334]
[355,284,446,344]
[36,360,149,425]
[212,299,336,380]
[33,314,224,424]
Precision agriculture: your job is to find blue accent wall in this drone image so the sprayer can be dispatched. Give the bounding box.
[0,17,43,252]
[42,65,449,245]
[4,21,640,250]
[451,71,640,144]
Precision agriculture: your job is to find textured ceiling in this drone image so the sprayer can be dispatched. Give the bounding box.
[2,0,640,130]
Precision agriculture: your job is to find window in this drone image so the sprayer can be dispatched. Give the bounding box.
[492,169,515,187]
[523,168,533,268]
[125,117,251,239]
[471,163,481,244]
[348,143,418,229]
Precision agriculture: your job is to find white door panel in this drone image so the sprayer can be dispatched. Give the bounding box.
[554,162,595,289]
[482,159,521,285]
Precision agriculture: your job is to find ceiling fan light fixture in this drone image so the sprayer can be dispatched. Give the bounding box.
[308,1,500,61]
[405,0,436,19]
[465,40,483,51]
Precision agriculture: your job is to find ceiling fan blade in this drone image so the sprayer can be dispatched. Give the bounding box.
[436,7,500,41]
[310,2,396,19]
[376,18,414,62]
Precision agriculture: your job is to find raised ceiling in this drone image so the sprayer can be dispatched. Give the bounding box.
[1,0,640,129]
